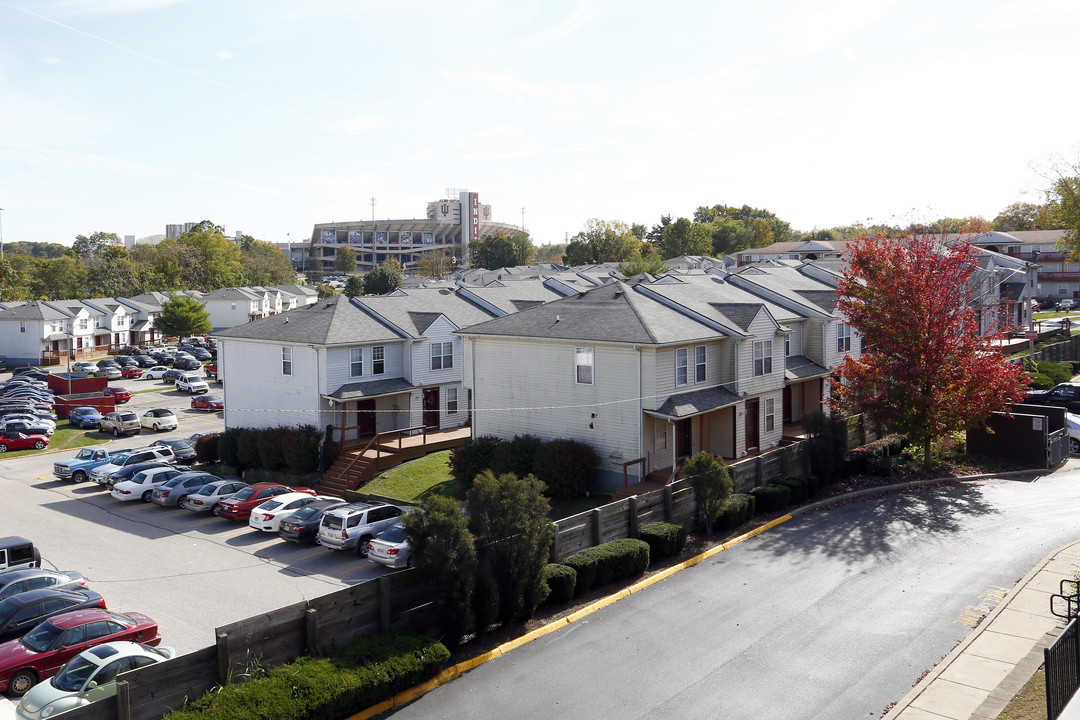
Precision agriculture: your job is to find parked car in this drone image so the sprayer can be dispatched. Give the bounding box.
[179,480,248,514]
[140,408,177,432]
[141,366,171,380]
[204,362,218,380]
[0,538,41,574]
[119,366,143,379]
[367,523,412,569]
[70,362,97,375]
[102,461,179,490]
[109,466,187,503]
[112,356,136,367]
[0,432,49,453]
[97,411,141,438]
[249,493,334,532]
[89,445,176,485]
[135,355,157,368]
[190,395,224,412]
[172,357,202,372]
[190,348,213,361]
[277,500,348,544]
[162,369,185,385]
[0,416,55,434]
[0,571,86,601]
[149,472,221,507]
[0,589,106,644]
[52,448,126,483]
[1067,413,1080,455]
[174,374,209,395]
[101,387,131,404]
[67,408,103,430]
[1022,383,1080,413]
[1060,298,1077,311]
[0,609,160,697]
[14,641,174,718]
[216,483,302,522]
[317,502,403,555]
[89,367,121,381]
[149,438,195,463]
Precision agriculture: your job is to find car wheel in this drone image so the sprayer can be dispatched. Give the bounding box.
[8,668,37,697]
[1071,438,1079,455]
[175,494,187,507]
[211,503,221,516]
[356,536,373,558]
[33,440,45,449]
[153,423,161,432]
[73,471,87,483]
[0,444,7,453]
[142,490,153,502]
[112,427,120,437]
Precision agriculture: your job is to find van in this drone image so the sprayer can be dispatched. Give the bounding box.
[0,537,41,574]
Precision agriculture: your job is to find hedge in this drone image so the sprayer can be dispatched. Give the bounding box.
[749,484,791,513]
[449,434,598,499]
[774,476,808,504]
[236,429,261,469]
[639,521,687,558]
[541,563,577,605]
[163,633,449,720]
[562,538,650,595]
[716,494,755,530]
[194,433,220,465]
[844,434,906,476]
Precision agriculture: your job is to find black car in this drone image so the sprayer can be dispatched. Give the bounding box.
[278,499,347,543]
[0,569,86,601]
[162,369,185,384]
[190,348,213,361]
[0,421,53,437]
[1022,383,1080,413]
[105,460,182,489]
[135,355,157,368]
[150,438,196,463]
[172,357,202,371]
[151,354,175,367]
[0,588,106,643]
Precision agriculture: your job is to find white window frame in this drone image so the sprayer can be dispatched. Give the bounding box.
[19,322,25,333]
[837,322,851,354]
[350,348,363,377]
[431,342,453,371]
[447,387,458,414]
[282,347,292,376]
[654,420,668,452]
[372,346,385,375]
[785,335,791,357]
[753,340,772,376]
[575,347,594,385]
[675,348,688,387]
[695,345,706,383]
[765,397,775,432]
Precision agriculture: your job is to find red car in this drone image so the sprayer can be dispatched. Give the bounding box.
[0,431,49,453]
[0,608,160,697]
[120,366,144,379]
[190,395,224,412]
[216,483,314,521]
[204,362,218,380]
[102,386,131,404]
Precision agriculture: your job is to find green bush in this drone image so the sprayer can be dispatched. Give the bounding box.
[717,494,756,530]
[774,477,808,504]
[281,425,322,474]
[236,429,261,470]
[194,433,220,465]
[802,411,848,483]
[218,427,242,467]
[563,538,650,595]
[163,632,449,720]
[541,563,577,605]
[534,438,599,500]
[845,434,907,476]
[322,424,340,472]
[639,521,687,558]
[802,475,820,497]
[448,435,502,484]
[749,484,791,512]
[1037,361,1073,385]
[489,433,544,479]
[1027,372,1055,390]
[256,427,286,470]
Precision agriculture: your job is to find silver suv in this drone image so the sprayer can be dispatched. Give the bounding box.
[99,410,141,438]
[317,502,403,555]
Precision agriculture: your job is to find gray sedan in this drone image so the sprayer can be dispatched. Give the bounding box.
[180,480,248,515]
[0,569,87,601]
[149,472,221,507]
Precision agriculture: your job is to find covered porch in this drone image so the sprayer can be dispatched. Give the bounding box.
[325,378,416,447]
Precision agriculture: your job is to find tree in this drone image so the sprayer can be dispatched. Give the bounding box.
[683,452,733,536]
[418,252,451,279]
[334,246,357,273]
[659,217,712,259]
[71,231,121,259]
[469,234,517,269]
[534,243,566,264]
[618,249,669,276]
[645,214,673,244]
[694,204,793,244]
[30,256,86,299]
[582,219,639,262]
[315,283,336,298]
[402,495,477,647]
[562,239,593,266]
[343,275,364,297]
[241,238,295,286]
[992,202,1058,232]
[467,470,554,626]
[153,293,212,339]
[832,234,1028,465]
[363,261,402,295]
[176,222,245,290]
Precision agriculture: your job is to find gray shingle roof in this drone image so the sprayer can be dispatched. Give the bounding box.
[357,288,498,337]
[785,355,830,381]
[651,385,741,419]
[328,377,414,401]
[213,295,401,345]
[0,301,69,322]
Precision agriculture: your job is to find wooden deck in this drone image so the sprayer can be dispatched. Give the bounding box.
[318,425,470,495]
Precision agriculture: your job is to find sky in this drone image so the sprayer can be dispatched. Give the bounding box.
[1,0,1079,250]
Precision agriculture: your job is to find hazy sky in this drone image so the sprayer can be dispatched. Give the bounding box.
[2,0,1078,249]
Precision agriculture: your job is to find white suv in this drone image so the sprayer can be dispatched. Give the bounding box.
[175,373,209,395]
[317,502,403,555]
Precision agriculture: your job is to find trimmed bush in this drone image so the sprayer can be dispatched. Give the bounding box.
[218,427,242,467]
[1027,372,1054,390]
[845,434,907,476]
[639,521,687,558]
[162,632,449,720]
[774,476,808,504]
[749,483,791,512]
[194,432,220,465]
[802,410,848,483]
[236,429,261,469]
[256,427,286,470]
[717,493,756,530]
[1037,361,1073,385]
[802,475,820,497]
[541,563,577,605]
[322,424,340,472]
[563,538,650,595]
[448,435,502,484]
[489,433,544,479]
[281,425,322,474]
[534,438,599,500]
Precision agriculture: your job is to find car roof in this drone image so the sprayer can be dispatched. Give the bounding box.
[245,482,287,491]
[0,568,60,585]
[327,501,386,515]
[0,588,87,608]
[40,608,114,630]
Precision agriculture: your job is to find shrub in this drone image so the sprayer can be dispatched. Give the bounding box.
[256,427,285,470]
[717,494,756,530]
[845,434,907,476]
[749,483,791,512]
[322,424,340,472]
[217,427,242,467]
[541,563,577,605]
[236,429,261,470]
[194,433,220,465]
[802,410,848,483]
[774,476,808,504]
[533,438,599,500]
[639,521,687,558]
[489,433,544,478]
[162,632,449,720]
[684,452,733,536]
[563,538,650,595]
[448,435,502,484]
[1027,372,1054,390]
[281,425,322,474]
[1037,361,1073,385]
[801,475,820,497]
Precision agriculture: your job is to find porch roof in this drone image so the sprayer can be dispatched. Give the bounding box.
[326,377,414,402]
[785,355,830,381]
[647,385,741,420]
[130,320,151,331]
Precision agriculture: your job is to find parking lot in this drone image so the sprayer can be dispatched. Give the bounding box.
[0,372,394,712]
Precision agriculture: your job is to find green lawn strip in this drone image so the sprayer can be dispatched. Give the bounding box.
[1,422,103,459]
[996,665,1046,720]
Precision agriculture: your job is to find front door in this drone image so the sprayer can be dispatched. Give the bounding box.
[783,386,792,424]
[745,399,760,453]
[675,419,692,459]
[355,399,376,436]
[423,388,440,430]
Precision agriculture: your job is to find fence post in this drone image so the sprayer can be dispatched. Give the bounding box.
[628,496,640,539]
[663,486,674,521]
[117,680,131,720]
[216,632,231,685]
[550,522,560,563]
[591,508,603,547]
[378,576,391,631]
[305,607,319,652]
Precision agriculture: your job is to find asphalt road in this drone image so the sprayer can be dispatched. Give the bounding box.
[385,470,1080,720]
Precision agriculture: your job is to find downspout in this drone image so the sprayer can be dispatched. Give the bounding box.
[636,345,643,479]
[469,337,476,436]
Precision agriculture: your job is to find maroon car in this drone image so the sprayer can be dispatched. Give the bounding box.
[120,366,144,379]
[190,395,224,412]
[216,482,313,521]
[0,431,49,453]
[0,608,160,697]
[102,387,131,403]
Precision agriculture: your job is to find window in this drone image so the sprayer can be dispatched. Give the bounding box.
[837,323,851,354]
[447,387,458,414]
[765,397,775,432]
[785,335,790,357]
[695,346,706,383]
[282,347,292,376]
[19,322,25,333]
[753,340,772,376]
[654,420,668,452]
[372,346,384,374]
[350,348,363,377]
[431,342,453,370]
[675,348,688,387]
[575,347,594,384]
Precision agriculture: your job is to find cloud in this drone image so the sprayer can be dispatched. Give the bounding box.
[333,115,388,135]
[215,50,235,61]
[41,56,62,64]
[43,0,192,14]
[772,0,900,54]
[436,69,557,103]
[903,17,939,40]
[975,0,1080,34]
[527,0,609,44]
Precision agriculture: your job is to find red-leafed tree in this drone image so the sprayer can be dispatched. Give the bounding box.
[832,233,1028,465]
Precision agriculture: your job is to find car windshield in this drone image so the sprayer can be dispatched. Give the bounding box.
[21,620,63,653]
[378,525,407,544]
[110,454,130,465]
[230,488,255,502]
[195,484,217,496]
[130,472,151,484]
[52,654,97,692]
[204,396,221,403]
[258,500,283,511]
[75,449,94,459]
[288,506,320,521]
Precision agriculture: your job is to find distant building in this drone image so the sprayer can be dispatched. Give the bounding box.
[309,190,522,273]
[166,222,198,239]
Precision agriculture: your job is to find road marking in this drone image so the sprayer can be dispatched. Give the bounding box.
[339,561,372,575]
[295,549,326,561]
[187,518,221,527]
[952,585,1009,626]
[223,526,256,538]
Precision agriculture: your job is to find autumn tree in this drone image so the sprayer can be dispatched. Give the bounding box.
[334,246,358,273]
[658,217,712,258]
[241,238,295,285]
[154,293,212,339]
[469,232,535,269]
[344,275,364,297]
[833,234,1028,465]
[418,251,451,279]
[71,231,121,259]
[992,202,1057,232]
[618,249,669,276]
[566,219,640,264]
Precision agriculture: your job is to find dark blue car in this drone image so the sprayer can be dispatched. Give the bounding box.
[68,407,104,429]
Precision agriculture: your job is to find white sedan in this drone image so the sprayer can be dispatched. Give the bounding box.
[180,480,248,514]
[110,466,186,502]
[248,493,328,532]
[142,366,171,380]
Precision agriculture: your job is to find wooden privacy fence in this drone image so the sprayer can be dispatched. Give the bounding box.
[59,571,435,720]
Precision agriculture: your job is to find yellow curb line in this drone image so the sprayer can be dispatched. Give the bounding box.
[346,512,794,720]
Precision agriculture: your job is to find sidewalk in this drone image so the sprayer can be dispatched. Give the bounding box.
[884,457,1080,720]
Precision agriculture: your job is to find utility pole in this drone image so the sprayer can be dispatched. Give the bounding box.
[371,197,376,221]
[0,206,5,260]
[521,207,525,232]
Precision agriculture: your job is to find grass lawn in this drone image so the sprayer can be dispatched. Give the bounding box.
[997,665,1045,720]
[0,421,104,460]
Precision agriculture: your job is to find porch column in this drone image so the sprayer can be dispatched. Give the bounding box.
[670,421,676,470]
